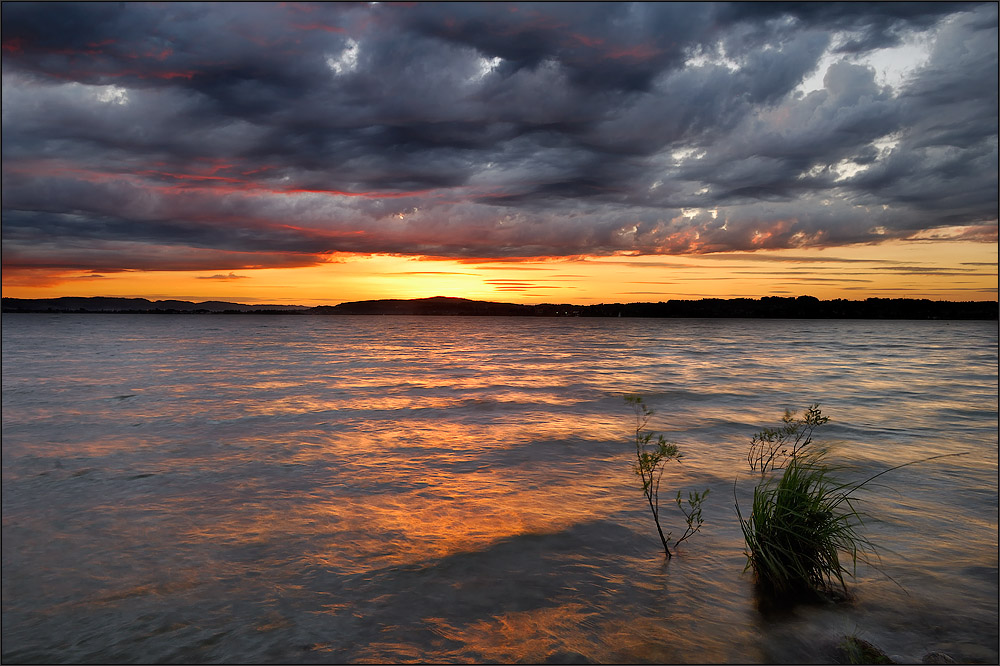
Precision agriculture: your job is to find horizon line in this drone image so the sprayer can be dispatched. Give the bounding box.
[4,293,998,309]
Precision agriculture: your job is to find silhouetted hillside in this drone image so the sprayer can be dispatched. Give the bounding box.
[1,297,308,314]
[4,295,996,319]
[310,296,536,316]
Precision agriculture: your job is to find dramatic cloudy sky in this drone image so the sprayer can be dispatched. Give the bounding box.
[2,1,997,304]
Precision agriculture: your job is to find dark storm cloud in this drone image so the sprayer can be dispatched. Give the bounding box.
[720,2,978,51]
[1,1,996,272]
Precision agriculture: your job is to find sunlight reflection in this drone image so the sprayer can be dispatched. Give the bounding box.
[419,603,602,663]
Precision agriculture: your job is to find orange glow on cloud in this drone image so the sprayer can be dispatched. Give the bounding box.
[2,153,995,305]
[2,37,26,54]
[570,33,605,48]
[4,160,441,200]
[3,241,996,305]
[605,44,662,61]
[291,22,346,34]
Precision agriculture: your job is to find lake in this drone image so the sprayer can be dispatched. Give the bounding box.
[2,314,997,663]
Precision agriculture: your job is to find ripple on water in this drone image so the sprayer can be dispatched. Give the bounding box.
[1,315,996,663]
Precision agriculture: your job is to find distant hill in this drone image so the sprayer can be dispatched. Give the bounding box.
[310,296,536,316]
[1,297,309,313]
[3,295,997,319]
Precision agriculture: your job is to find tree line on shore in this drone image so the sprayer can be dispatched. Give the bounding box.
[3,295,997,319]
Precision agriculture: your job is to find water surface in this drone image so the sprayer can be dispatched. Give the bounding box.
[2,315,997,663]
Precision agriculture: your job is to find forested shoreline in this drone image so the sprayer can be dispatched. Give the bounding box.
[3,295,997,319]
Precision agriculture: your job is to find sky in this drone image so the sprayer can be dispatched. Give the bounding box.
[1,1,997,306]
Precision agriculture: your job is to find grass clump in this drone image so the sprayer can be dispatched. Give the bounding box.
[736,405,876,598]
[739,446,876,597]
[738,406,970,601]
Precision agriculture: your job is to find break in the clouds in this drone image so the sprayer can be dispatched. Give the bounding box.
[2,1,997,274]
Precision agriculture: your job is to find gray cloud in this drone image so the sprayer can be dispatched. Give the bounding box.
[1,2,996,273]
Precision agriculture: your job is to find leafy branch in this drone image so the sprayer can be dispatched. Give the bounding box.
[747,403,828,476]
[625,394,709,558]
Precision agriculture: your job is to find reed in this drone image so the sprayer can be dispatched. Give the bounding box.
[737,406,969,598]
[737,445,876,596]
[736,406,879,598]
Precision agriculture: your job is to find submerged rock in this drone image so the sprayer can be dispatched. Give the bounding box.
[838,636,959,666]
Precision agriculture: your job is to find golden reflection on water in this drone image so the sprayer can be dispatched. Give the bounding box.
[2,316,996,664]
[243,389,593,417]
[363,595,757,664]
[419,603,602,663]
[165,460,629,575]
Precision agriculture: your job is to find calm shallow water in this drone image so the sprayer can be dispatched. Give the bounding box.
[2,314,997,664]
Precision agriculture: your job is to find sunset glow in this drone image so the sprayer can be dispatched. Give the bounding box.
[3,243,998,306]
[2,2,997,305]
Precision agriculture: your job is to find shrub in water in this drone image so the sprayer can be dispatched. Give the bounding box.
[625,394,709,558]
[746,404,828,475]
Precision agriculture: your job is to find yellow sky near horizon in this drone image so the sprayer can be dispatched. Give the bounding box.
[3,238,996,305]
